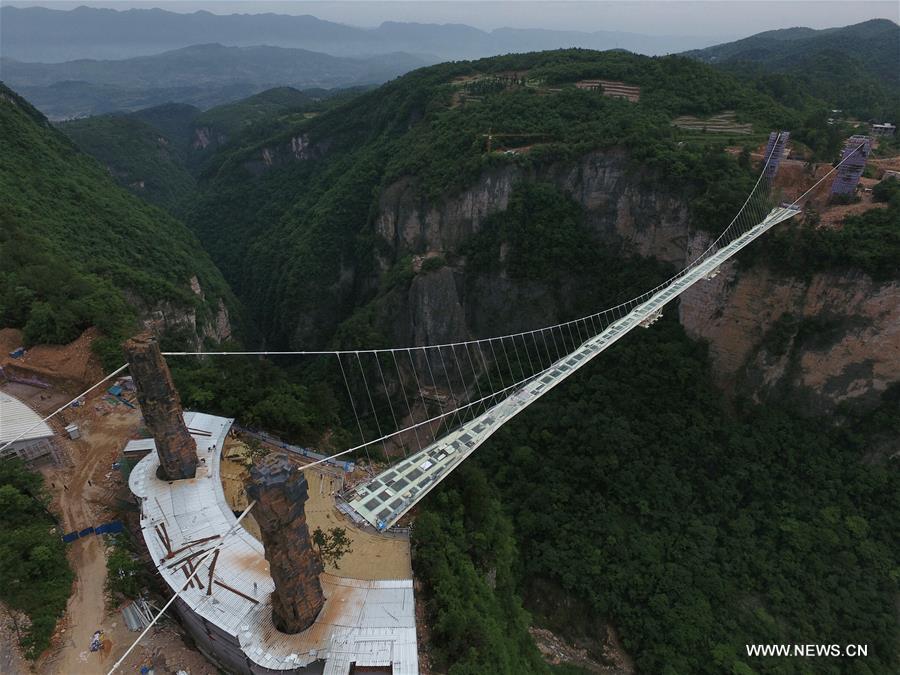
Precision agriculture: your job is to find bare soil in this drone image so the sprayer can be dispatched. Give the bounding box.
[0,328,106,389]
[303,468,413,580]
[0,377,216,675]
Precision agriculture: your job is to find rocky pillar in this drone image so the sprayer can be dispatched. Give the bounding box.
[124,333,198,480]
[247,452,324,633]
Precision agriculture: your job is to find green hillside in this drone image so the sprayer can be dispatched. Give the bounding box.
[60,112,198,211]
[0,83,236,363]
[186,48,844,347]
[58,87,355,212]
[685,19,900,120]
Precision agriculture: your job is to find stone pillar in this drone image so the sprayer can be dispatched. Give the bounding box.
[124,333,198,480]
[247,452,324,633]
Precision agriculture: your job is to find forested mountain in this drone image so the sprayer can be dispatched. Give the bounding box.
[5,34,899,673]
[0,83,237,365]
[57,87,354,212]
[685,19,900,119]
[0,5,718,62]
[1,43,426,119]
[182,49,837,348]
[166,47,898,673]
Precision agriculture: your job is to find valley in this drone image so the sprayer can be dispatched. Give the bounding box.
[0,9,898,675]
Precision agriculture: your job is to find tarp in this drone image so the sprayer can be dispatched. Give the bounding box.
[63,520,123,542]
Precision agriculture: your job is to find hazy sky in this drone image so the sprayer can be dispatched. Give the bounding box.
[6,1,899,36]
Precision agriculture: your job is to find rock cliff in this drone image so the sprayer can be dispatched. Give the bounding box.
[370,151,897,413]
[127,275,233,350]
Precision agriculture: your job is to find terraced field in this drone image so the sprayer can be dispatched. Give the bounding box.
[673,110,753,134]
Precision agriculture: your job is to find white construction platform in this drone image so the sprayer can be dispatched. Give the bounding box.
[128,411,418,674]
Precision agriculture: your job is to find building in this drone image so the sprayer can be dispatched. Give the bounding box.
[0,391,55,461]
[872,123,896,137]
[574,79,641,102]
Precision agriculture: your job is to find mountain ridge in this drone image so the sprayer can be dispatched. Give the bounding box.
[1,42,429,119]
[0,5,722,62]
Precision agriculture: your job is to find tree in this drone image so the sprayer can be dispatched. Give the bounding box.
[311,527,353,569]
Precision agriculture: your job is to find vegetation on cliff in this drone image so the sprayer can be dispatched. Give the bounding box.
[185,49,849,349]
[413,463,547,674]
[0,83,235,364]
[759,189,900,281]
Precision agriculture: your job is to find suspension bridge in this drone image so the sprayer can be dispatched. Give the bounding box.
[158,131,832,531]
[347,203,800,528]
[0,131,869,674]
[4,133,850,527]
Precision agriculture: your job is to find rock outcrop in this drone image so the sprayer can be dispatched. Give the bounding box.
[242,134,330,176]
[128,275,232,350]
[246,452,324,634]
[124,333,198,480]
[680,259,900,413]
[375,150,687,265]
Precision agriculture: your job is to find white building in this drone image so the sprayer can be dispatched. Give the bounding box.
[0,391,55,461]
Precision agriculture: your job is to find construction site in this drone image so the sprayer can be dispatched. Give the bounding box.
[0,330,420,675]
[123,335,417,674]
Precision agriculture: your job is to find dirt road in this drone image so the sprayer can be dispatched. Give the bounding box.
[37,407,140,675]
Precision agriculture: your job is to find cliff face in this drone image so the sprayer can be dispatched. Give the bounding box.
[680,262,900,413]
[371,151,897,413]
[375,150,688,267]
[126,275,233,350]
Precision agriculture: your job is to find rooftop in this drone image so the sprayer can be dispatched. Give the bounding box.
[0,390,54,445]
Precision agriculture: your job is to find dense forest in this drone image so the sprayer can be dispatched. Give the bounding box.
[686,19,900,121]
[472,318,899,674]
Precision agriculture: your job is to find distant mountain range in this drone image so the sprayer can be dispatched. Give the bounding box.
[3,8,896,122]
[1,44,427,119]
[0,5,721,62]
